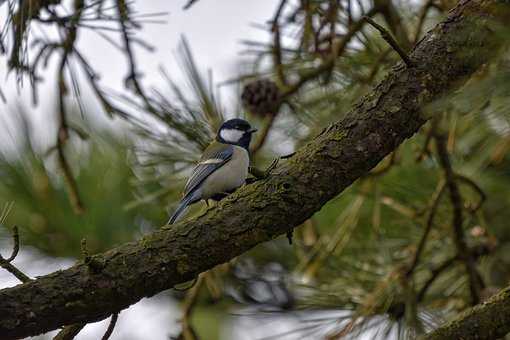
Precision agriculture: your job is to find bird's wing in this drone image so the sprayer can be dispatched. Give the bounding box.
[183,142,234,197]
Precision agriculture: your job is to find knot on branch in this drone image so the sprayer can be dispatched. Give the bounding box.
[81,239,105,273]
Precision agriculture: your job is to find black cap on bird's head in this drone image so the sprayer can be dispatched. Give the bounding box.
[216,118,257,149]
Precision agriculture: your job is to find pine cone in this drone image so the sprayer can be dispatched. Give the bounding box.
[241,79,281,118]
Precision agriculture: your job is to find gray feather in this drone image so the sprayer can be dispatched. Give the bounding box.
[168,190,201,224]
[168,142,235,224]
[183,143,233,196]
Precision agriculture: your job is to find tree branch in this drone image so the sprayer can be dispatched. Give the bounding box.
[0,0,508,338]
[435,133,484,304]
[101,313,119,340]
[363,16,414,67]
[0,225,31,283]
[406,179,447,277]
[281,7,378,98]
[422,285,510,340]
[373,0,412,50]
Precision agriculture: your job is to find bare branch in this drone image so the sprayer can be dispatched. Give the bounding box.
[281,8,378,98]
[363,16,414,67]
[455,174,487,212]
[417,256,457,302]
[0,225,30,283]
[435,133,484,304]
[4,225,20,262]
[406,179,447,277]
[423,285,510,340]
[101,313,119,340]
[0,257,30,283]
[0,1,507,337]
[183,0,199,10]
[177,275,204,339]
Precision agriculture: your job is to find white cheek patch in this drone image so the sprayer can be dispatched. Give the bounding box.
[220,128,244,143]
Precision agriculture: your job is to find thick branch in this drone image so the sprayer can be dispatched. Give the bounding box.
[422,286,510,340]
[0,0,508,338]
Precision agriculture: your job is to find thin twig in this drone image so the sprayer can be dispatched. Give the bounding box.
[5,225,20,262]
[0,258,30,283]
[455,174,487,212]
[0,85,6,103]
[363,16,414,67]
[416,123,436,162]
[281,8,378,98]
[406,179,447,277]
[183,0,199,10]
[117,0,150,102]
[374,0,412,50]
[272,24,287,87]
[72,48,135,121]
[182,276,203,319]
[56,136,85,214]
[435,134,483,305]
[101,313,119,340]
[53,0,86,215]
[417,239,493,303]
[270,0,287,31]
[0,225,31,283]
[417,256,457,302]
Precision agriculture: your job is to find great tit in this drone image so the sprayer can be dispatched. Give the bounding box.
[168,118,257,224]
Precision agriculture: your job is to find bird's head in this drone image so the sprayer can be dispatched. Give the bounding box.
[216,118,257,149]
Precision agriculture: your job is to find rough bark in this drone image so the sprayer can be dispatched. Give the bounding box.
[0,0,508,338]
[422,286,510,340]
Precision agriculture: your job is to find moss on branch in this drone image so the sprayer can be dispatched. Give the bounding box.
[0,0,508,338]
[422,286,510,340]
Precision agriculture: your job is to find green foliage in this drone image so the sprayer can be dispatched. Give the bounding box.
[1,1,510,339]
[0,115,165,257]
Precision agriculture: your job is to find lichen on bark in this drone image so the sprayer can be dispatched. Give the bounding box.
[0,0,509,339]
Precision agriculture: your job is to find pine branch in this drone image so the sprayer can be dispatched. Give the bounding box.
[422,285,510,340]
[435,133,484,304]
[280,7,378,98]
[364,16,414,67]
[0,1,508,338]
[101,313,119,340]
[0,225,31,283]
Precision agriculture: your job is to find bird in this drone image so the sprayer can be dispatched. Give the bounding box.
[168,118,257,224]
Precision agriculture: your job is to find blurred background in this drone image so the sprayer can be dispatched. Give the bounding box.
[0,0,509,339]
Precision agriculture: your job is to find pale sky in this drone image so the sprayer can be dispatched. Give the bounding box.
[0,0,278,155]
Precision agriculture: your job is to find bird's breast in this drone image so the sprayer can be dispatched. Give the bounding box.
[201,146,249,199]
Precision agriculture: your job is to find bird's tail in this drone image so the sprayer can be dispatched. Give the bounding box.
[168,191,200,225]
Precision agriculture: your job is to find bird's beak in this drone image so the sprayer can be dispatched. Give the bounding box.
[248,128,258,134]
